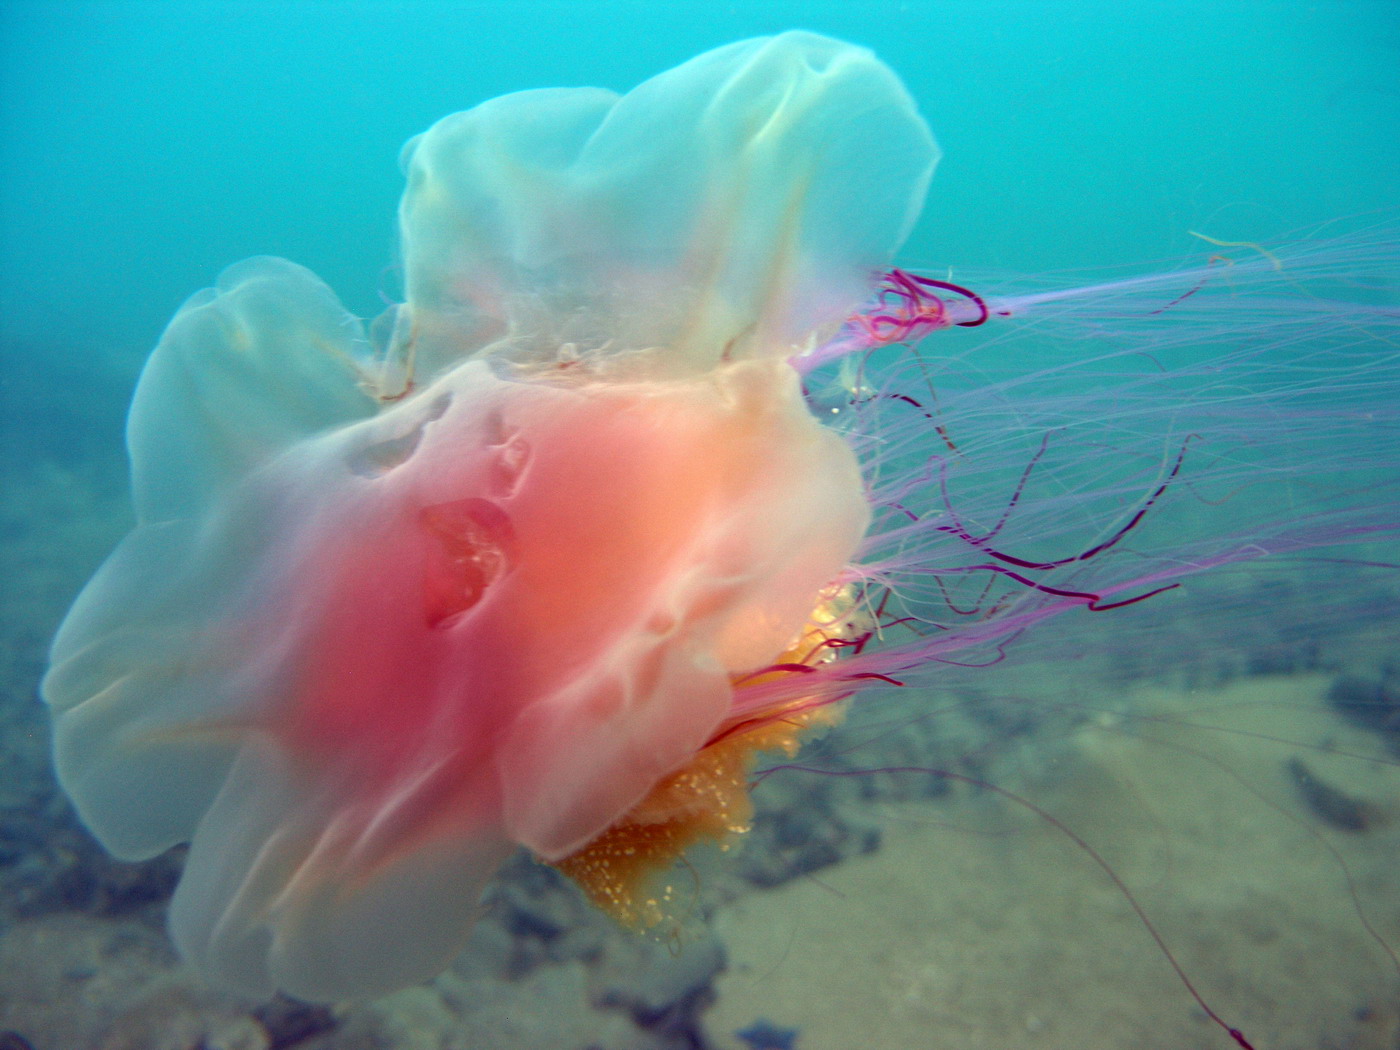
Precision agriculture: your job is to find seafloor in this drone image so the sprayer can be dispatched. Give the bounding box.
[1,351,1397,1050]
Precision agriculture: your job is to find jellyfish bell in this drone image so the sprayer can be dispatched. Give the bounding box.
[41,32,939,1001]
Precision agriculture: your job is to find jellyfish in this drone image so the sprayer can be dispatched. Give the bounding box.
[41,27,1400,1017]
[41,31,939,1001]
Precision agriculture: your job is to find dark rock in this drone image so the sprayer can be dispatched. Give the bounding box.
[1245,640,1324,677]
[1287,756,1373,832]
[252,996,338,1049]
[589,929,723,1049]
[42,844,182,918]
[735,1018,799,1050]
[0,812,47,866]
[481,851,608,979]
[1327,672,1400,752]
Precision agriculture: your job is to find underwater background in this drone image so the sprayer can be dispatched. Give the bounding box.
[1,2,1397,1049]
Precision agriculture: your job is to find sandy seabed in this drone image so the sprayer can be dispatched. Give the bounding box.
[706,674,1400,1050]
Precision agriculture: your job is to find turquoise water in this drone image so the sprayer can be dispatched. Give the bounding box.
[1,3,1397,1048]
[4,1,1396,348]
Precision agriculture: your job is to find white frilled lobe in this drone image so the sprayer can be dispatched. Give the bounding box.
[394,31,937,380]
